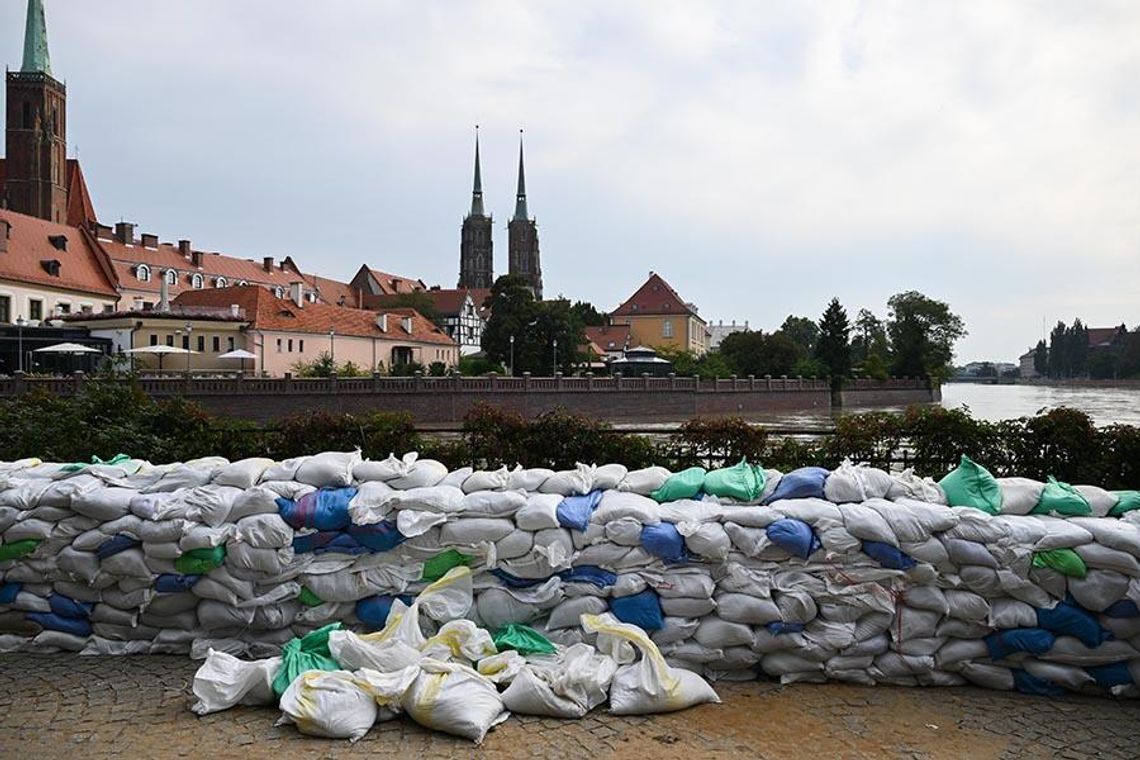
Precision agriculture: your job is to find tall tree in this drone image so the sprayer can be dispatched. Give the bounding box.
[1033,339,1048,376]
[480,276,584,375]
[720,331,800,377]
[886,291,966,381]
[851,308,889,364]
[815,298,851,385]
[777,315,819,357]
[569,300,606,327]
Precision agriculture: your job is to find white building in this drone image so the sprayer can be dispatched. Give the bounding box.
[708,319,750,350]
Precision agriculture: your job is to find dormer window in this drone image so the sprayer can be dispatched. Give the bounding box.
[237,280,248,287]
[274,286,284,299]
[165,269,177,286]
[215,277,228,288]
[41,259,62,277]
[191,273,204,289]
[136,264,151,282]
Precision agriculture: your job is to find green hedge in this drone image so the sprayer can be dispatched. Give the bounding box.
[0,385,1135,489]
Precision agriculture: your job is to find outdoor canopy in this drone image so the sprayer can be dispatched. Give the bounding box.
[31,343,102,354]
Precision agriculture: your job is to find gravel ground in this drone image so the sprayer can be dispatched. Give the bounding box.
[2,654,1139,759]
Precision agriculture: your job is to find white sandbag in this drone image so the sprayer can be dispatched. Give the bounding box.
[507,467,556,492]
[440,518,514,546]
[477,650,526,684]
[618,466,672,495]
[1074,485,1118,518]
[385,486,465,513]
[887,469,946,504]
[387,458,449,490]
[824,461,893,503]
[593,464,629,492]
[190,649,281,715]
[71,488,139,522]
[495,530,536,562]
[330,628,422,672]
[462,467,512,493]
[539,464,596,496]
[592,491,661,526]
[352,453,416,483]
[996,478,1046,516]
[459,490,527,518]
[278,668,413,741]
[515,493,563,531]
[347,481,397,525]
[501,643,618,718]
[234,513,293,549]
[212,458,275,489]
[547,596,610,630]
[294,451,362,488]
[421,619,496,664]
[681,523,731,560]
[402,659,508,744]
[582,613,719,715]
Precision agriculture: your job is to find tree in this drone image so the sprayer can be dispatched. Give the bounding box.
[886,291,966,381]
[815,298,851,385]
[379,291,439,323]
[851,308,889,365]
[720,331,800,377]
[1033,340,1048,376]
[569,300,606,327]
[778,315,819,356]
[480,276,585,375]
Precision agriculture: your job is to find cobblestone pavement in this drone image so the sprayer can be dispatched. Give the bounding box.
[2,654,1139,759]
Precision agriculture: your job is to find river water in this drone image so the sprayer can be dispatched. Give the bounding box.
[939,383,1140,427]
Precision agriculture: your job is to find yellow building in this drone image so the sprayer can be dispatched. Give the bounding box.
[609,272,710,356]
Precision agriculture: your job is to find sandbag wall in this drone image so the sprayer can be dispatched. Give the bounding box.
[2,451,1140,699]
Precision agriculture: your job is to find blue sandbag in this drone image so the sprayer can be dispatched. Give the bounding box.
[640,523,688,564]
[609,589,664,631]
[490,569,548,588]
[1103,600,1140,618]
[985,628,1055,660]
[95,533,141,560]
[766,518,821,560]
[559,565,617,589]
[862,540,917,570]
[154,574,201,593]
[766,621,805,635]
[1087,662,1133,688]
[26,611,93,637]
[346,520,405,552]
[277,487,356,531]
[48,593,94,620]
[292,531,341,554]
[1036,600,1111,648]
[0,582,21,604]
[556,491,603,532]
[763,467,829,504]
[1012,669,1067,697]
[355,594,415,630]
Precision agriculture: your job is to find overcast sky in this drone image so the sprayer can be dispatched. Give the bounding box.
[4,1,1137,362]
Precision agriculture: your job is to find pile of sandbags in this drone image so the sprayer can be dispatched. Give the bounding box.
[2,448,1140,720]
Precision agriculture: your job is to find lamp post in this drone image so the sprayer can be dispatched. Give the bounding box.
[185,322,192,375]
[329,327,336,366]
[552,338,558,376]
[16,317,25,373]
[509,335,515,377]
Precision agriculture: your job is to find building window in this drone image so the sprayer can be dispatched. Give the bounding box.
[165,269,178,286]
[227,337,235,351]
[28,299,42,321]
[182,335,190,350]
[299,339,304,352]
[166,335,174,347]
[288,339,293,352]
[663,319,673,338]
[56,303,71,315]
[237,280,248,287]
[136,264,151,282]
[150,334,158,346]
[274,287,284,299]
[197,336,205,352]
[212,336,220,352]
[0,296,9,323]
[276,338,282,353]
[215,277,227,288]
[21,102,31,129]
[191,273,204,289]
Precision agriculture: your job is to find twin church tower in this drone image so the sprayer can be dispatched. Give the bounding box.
[458,129,542,300]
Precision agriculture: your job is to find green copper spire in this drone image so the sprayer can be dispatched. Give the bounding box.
[513,130,529,221]
[470,126,485,217]
[21,0,52,75]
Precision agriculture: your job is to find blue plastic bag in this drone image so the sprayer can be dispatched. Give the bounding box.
[766,518,821,560]
[355,594,414,630]
[347,520,405,552]
[1103,599,1140,618]
[491,569,548,588]
[862,541,917,570]
[764,467,829,503]
[1036,600,1110,648]
[26,611,93,637]
[1012,668,1067,697]
[154,574,201,593]
[559,565,617,589]
[0,582,21,604]
[556,491,603,532]
[766,621,805,635]
[277,487,356,531]
[48,593,94,620]
[985,628,1055,660]
[1087,662,1133,688]
[640,523,688,564]
[609,589,664,631]
[95,533,141,560]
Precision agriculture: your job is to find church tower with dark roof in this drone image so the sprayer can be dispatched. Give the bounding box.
[507,131,542,300]
[5,0,70,224]
[458,127,494,289]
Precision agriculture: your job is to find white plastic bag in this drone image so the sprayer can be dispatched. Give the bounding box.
[402,659,509,744]
[190,649,281,715]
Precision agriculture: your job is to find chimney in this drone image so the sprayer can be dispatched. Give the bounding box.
[178,240,192,257]
[94,223,113,241]
[132,297,144,311]
[262,256,274,272]
[290,282,304,308]
[159,273,170,312]
[191,250,203,268]
[0,220,9,253]
[114,222,136,245]
[140,233,159,249]
[230,304,241,318]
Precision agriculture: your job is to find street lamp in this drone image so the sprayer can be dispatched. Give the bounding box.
[329,327,336,365]
[553,338,558,376]
[16,317,25,373]
[509,335,515,377]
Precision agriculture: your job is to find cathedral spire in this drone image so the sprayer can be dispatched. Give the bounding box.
[470,126,485,217]
[513,130,529,221]
[22,0,52,76]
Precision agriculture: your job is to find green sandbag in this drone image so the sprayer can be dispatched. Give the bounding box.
[938,455,1002,514]
[703,459,766,502]
[422,549,472,582]
[60,453,131,473]
[1032,477,1092,517]
[1109,491,1140,517]
[173,545,226,575]
[298,586,323,607]
[492,623,556,656]
[1032,548,1088,579]
[651,466,707,503]
[0,539,40,562]
[272,622,342,698]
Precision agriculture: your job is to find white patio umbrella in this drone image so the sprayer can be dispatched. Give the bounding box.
[125,345,198,373]
[217,348,257,374]
[32,342,102,354]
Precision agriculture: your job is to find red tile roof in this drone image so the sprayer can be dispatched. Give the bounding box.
[173,285,455,345]
[611,272,700,318]
[584,324,632,352]
[303,273,361,308]
[1088,326,1126,348]
[366,287,492,318]
[352,265,427,296]
[0,208,119,298]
